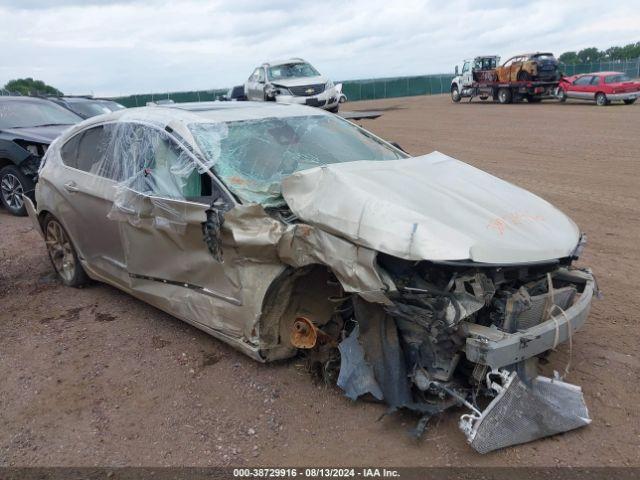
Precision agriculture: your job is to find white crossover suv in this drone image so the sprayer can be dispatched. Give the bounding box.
[244,58,340,112]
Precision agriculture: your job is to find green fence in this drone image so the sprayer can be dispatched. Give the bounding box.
[112,89,228,108]
[110,74,455,106]
[340,74,454,101]
[560,58,640,78]
[110,58,640,106]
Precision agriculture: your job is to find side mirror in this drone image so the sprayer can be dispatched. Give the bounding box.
[455,66,459,76]
[390,142,407,153]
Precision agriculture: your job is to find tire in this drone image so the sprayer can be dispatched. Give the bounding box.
[327,105,339,113]
[42,214,89,287]
[527,96,542,103]
[451,85,461,103]
[0,165,34,217]
[595,93,608,106]
[555,87,567,102]
[517,71,531,82]
[624,99,636,105]
[497,88,512,104]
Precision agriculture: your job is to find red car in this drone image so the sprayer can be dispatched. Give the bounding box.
[556,71,640,106]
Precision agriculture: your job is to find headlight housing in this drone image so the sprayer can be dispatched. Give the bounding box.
[15,140,48,157]
[265,84,292,98]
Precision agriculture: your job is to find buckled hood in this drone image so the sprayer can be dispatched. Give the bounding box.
[281,151,580,264]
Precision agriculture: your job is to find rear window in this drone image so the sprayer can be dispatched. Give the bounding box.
[605,74,631,84]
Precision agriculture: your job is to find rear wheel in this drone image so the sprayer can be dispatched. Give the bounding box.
[497,88,512,104]
[0,165,33,217]
[623,99,636,105]
[451,85,461,103]
[595,93,608,106]
[43,214,89,287]
[517,70,531,82]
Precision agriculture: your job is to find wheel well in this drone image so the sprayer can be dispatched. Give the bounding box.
[0,158,15,170]
[37,209,52,229]
[451,83,459,91]
[259,265,343,361]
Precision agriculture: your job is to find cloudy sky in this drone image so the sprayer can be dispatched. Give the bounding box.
[1,0,639,97]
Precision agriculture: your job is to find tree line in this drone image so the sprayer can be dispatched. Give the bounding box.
[2,77,62,96]
[558,41,640,64]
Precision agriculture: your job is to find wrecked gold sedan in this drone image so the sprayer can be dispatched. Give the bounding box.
[26,102,596,453]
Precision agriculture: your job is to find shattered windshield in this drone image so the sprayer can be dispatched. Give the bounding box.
[189,115,407,207]
[268,63,320,80]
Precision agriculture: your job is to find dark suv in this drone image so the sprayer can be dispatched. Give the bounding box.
[0,96,81,215]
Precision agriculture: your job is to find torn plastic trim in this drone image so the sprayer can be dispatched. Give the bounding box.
[23,195,43,238]
[464,269,595,369]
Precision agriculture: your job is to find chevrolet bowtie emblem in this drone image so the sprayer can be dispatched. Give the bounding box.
[305,88,315,94]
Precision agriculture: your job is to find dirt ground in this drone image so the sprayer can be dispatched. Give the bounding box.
[1,94,639,468]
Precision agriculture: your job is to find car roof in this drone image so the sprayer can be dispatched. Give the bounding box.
[263,58,306,67]
[0,95,60,104]
[59,101,331,143]
[588,71,626,76]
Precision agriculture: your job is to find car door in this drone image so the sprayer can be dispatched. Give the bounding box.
[56,124,129,285]
[245,68,259,100]
[497,57,515,83]
[510,57,524,81]
[255,67,267,100]
[568,75,594,99]
[246,68,266,101]
[108,123,251,338]
[461,60,473,87]
[585,75,602,100]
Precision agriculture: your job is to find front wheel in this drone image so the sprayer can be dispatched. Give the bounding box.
[497,88,512,104]
[327,105,339,113]
[43,214,89,287]
[451,85,461,103]
[595,93,608,106]
[0,165,34,216]
[623,99,636,105]
[555,87,567,102]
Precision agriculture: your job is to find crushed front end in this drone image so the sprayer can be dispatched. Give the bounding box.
[297,250,596,453]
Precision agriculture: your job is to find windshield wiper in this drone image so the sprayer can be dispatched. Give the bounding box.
[28,123,71,128]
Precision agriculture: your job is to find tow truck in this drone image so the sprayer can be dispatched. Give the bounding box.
[450,55,560,104]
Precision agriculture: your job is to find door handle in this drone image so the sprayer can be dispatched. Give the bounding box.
[115,204,136,215]
[64,181,80,193]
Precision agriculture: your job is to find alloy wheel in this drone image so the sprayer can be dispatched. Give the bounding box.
[45,220,76,284]
[1,173,24,211]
